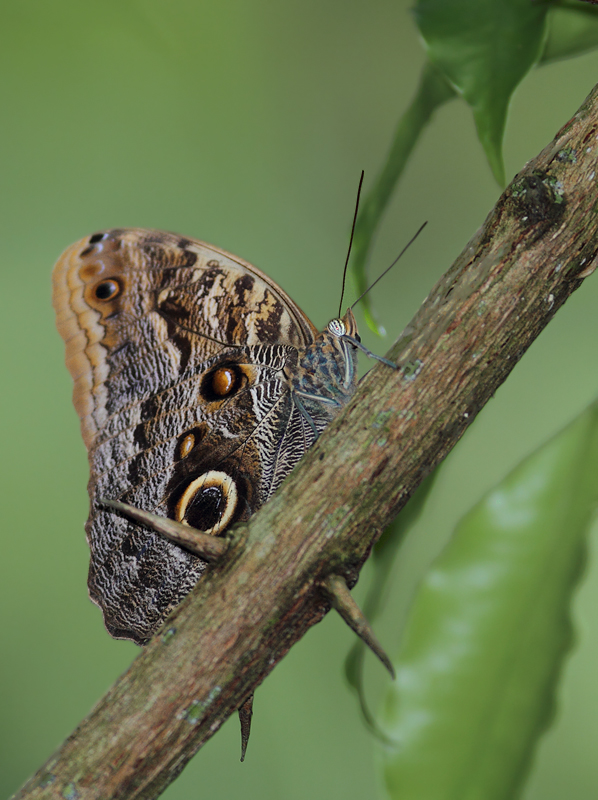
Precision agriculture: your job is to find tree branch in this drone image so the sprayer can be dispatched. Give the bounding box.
[15,85,598,800]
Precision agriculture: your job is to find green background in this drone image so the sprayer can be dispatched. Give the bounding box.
[2,1,598,798]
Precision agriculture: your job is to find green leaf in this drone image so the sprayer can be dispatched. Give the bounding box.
[414,0,549,185]
[351,62,455,336]
[344,470,439,739]
[540,1,598,64]
[380,402,598,800]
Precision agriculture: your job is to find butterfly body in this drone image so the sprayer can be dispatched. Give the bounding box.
[53,228,360,644]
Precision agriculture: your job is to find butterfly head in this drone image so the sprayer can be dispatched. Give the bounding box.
[327,306,398,372]
[326,308,359,343]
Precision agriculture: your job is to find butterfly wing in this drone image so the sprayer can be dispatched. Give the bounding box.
[53,228,317,642]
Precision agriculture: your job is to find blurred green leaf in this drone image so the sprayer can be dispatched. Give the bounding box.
[344,470,439,739]
[351,62,455,335]
[414,0,549,185]
[380,402,598,800]
[541,1,598,64]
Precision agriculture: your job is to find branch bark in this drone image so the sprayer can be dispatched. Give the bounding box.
[15,85,598,800]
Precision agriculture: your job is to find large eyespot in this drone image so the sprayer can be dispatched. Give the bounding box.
[93,278,121,301]
[201,363,245,401]
[175,470,238,535]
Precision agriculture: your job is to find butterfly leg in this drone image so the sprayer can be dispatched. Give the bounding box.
[292,391,340,440]
[99,499,229,561]
[294,390,340,406]
[291,393,321,438]
[341,334,398,370]
[238,693,254,762]
[321,574,395,679]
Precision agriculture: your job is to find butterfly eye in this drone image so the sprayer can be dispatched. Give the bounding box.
[175,470,238,535]
[327,319,346,337]
[201,364,244,401]
[93,279,121,301]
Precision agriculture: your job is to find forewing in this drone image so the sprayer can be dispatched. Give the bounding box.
[52,228,316,642]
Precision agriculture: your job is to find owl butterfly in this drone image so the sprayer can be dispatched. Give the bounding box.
[53,228,391,646]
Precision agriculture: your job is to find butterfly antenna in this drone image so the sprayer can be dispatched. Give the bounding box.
[338,170,365,318]
[350,221,428,311]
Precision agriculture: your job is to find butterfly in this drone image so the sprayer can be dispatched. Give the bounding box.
[52,228,391,646]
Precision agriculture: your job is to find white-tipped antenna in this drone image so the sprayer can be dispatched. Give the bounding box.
[338,170,365,319]
[350,221,428,311]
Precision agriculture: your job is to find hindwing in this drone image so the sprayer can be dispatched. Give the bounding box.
[53,228,358,644]
[53,229,318,642]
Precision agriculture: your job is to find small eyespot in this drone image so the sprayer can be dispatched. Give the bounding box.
[201,364,244,401]
[89,232,107,244]
[94,279,121,301]
[175,471,238,535]
[175,425,207,461]
[178,433,196,459]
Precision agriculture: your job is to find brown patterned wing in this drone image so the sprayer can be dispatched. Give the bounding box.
[53,228,317,643]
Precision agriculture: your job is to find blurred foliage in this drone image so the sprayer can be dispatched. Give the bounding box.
[353,0,598,333]
[2,2,598,800]
[381,402,598,800]
[416,0,548,187]
[542,1,598,63]
[344,470,439,740]
[351,63,455,334]
[347,8,598,798]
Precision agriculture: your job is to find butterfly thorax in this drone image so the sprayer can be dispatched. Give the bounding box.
[285,309,359,440]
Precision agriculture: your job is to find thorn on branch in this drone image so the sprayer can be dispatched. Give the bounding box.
[238,694,254,762]
[321,574,395,679]
[99,499,230,561]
